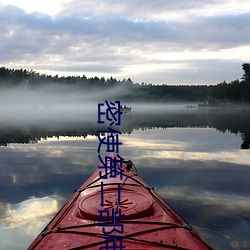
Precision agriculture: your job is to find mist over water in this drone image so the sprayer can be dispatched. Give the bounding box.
[0,85,96,122]
[1,84,250,149]
[0,84,198,124]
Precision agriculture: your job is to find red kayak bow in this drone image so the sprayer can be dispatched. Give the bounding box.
[28,153,213,249]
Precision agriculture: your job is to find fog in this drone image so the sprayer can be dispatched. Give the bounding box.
[0,85,196,124]
[0,85,121,123]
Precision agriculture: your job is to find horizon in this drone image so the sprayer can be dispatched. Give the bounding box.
[0,65,223,86]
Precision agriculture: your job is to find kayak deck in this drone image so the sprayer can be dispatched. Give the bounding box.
[28,153,213,249]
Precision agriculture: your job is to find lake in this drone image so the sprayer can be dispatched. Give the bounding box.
[0,104,250,249]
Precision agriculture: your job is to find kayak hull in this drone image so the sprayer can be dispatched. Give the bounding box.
[28,153,213,249]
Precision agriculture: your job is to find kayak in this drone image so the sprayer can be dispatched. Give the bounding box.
[28,153,213,249]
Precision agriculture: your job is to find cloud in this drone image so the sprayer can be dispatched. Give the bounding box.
[0,1,250,84]
[58,0,243,19]
[12,6,249,49]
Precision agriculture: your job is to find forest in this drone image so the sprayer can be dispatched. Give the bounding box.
[0,63,249,104]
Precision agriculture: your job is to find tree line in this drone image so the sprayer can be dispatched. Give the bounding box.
[0,63,249,104]
[208,63,250,105]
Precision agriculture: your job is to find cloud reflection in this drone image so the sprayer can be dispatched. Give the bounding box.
[122,128,250,166]
[0,196,59,229]
[157,186,250,216]
[156,186,250,249]
[153,150,250,167]
[0,196,62,249]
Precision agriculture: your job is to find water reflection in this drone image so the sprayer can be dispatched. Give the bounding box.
[0,107,250,149]
[0,196,62,250]
[0,108,250,249]
[1,196,59,228]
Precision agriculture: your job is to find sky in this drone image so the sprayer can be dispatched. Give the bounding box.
[0,0,250,85]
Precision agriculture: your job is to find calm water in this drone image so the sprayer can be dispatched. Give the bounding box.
[0,105,250,249]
